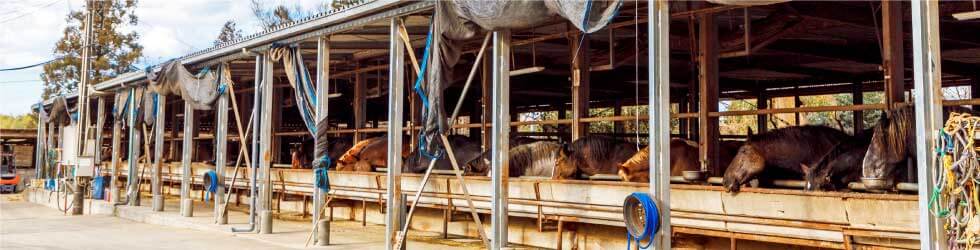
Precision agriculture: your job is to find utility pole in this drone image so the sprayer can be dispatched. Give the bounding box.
[72,0,95,215]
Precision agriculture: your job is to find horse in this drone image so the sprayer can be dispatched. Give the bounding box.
[404,135,485,175]
[289,143,305,169]
[466,141,562,178]
[861,105,978,189]
[336,136,411,172]
[556,136,638,179]
[723,125,851,192]
[618,139,742,183]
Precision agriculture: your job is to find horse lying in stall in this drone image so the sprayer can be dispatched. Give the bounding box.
[336,136,411,172]
[860,105,978,190]
[403,135,485,175]
[464,141,563,178]
[722,125,852,192]
[618,139,742,183]
[556,136,638,179]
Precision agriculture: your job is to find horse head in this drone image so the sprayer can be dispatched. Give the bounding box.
[861,107,910,188]
[554,142,578,179]
[722,143,765,192]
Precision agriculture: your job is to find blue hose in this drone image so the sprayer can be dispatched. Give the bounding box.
[623,192,660,249]
[203,170,218,203]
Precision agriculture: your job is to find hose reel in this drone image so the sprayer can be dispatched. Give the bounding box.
[203,170,218,203]
[623,192,661,249]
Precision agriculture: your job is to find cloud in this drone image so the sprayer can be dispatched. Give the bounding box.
[0,0,331,115]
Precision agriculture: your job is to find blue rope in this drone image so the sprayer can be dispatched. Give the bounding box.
[314,166,330,192]
[411,17,443,160]
[624,192,660,250]
[202,170,218,204]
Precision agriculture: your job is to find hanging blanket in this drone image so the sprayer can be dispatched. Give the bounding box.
[146,60,221,110]
[417,0,623,153]
[269,43,332,171]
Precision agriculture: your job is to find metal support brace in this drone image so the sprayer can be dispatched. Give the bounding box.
[910,1,944,248]
[94,98,106,167]
[181,100,195,217]
[34,110,46,179]
[649,1,672,249]
[110,108,121,202]
[491,29,511,250]
[385,17,405,250]
[214,81,230,224]
[152,96,166,212]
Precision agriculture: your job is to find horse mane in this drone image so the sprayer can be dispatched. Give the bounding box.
[620,146,650,171]
[871,106,912,163]
[566,136,637,169]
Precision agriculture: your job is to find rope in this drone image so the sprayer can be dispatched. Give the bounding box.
[933,112,980,247]
[202,170,218,204]
[412,17,442,160]
[314,167,330,192]
[623,192,660,249]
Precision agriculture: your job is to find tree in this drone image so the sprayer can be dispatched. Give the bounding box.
[214,21,243,46]
[40,0,142,99]
[331,0,360,10]
[251,0,301,29]
[0,114,38,129]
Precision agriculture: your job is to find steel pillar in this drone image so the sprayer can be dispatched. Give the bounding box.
[385,17,405,250]
[910,0,944,248]
[214,77,230,224]
[259,52,275,234]
[181,100,195,217]
[110,104,122,202]
[94,98,106,167]
[127,88,141,206]
[490,29,511,250]
[35,108,46,179]
[314,35,331,245]
[649,1,672,249]
[152,95,166,212]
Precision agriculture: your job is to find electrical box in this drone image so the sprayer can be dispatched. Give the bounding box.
[74,156,95,177]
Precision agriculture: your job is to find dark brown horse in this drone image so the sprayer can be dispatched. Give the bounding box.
[404,135,485,174]
[801,142,867,191]
[556,136,638,179]
[618,139,742,182]
[861,106,977,188]
[723,126,851,192]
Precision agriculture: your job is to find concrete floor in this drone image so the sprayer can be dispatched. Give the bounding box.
[0,194,284,249]
[2,191,484,250]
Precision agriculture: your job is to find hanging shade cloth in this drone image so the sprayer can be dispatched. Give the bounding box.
[147,60,222,110]
[45,96,74,125]
[416,0,623,153]
[269,43,332,171]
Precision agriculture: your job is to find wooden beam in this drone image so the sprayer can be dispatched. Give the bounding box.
[569,27,591,140]
[698,13,720,176]
[853,83,865,134]
[882,0,906,109]
[755,87,768,133]
[353,64,367,142]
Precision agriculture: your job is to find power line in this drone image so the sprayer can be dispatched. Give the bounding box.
[0,0,62,25]
[0,58,61,72]
[0,80,44,85]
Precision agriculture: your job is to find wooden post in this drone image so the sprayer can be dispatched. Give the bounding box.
[569,27,590,141]
[613,100,624,134]
[354,65,367,143]
[853,83,865,133]
[698,13,720,175]
[883,0,905,109]
[756,88,768,133]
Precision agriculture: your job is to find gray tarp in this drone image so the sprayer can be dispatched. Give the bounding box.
[419,0,623,153]
[45,96,72,125]
[147,60,221,110]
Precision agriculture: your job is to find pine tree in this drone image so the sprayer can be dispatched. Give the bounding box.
[214,21,243,46]
[40,0,142,99]
[331,0,360,10]
[251,0,300,29]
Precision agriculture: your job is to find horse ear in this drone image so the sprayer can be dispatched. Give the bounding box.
[800,163,810,173]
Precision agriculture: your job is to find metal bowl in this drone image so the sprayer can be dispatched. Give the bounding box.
[861,177,892,191]
[682,171,705,181]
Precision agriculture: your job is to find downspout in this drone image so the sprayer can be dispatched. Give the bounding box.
[233,54,263,233]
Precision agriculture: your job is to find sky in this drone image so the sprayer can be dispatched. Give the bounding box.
[0,0,329,116]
